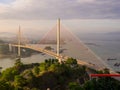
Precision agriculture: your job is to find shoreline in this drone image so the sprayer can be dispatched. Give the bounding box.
[0,54,12,59]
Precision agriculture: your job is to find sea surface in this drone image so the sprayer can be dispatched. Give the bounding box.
[78,33,120,72]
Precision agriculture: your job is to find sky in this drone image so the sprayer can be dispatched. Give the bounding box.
[0,0,120,35]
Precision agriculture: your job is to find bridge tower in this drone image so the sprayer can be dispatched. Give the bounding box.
[18,26,21,58]
[57,18,61,62]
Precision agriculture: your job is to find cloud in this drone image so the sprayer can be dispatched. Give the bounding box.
[77,0,95,3]
[0,0,120,19]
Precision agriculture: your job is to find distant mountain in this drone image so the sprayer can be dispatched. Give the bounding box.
[0,32,16,42]
[106,31,120,35]
[0,32,15,37]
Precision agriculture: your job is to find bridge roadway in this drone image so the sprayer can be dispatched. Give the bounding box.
[11,44,62,59]
[11,44,94,66]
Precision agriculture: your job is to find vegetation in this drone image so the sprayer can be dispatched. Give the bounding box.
[0,58,120,90]
[44,46,52,51]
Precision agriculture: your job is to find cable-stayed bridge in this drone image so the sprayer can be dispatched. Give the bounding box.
[7,19,113,71]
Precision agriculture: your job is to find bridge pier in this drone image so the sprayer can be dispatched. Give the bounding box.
[9,43,12,52]
[12,46,15,53]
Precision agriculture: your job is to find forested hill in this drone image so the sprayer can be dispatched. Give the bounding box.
[0,58,120,90]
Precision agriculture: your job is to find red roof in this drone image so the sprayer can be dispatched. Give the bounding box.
[90,74,120,77]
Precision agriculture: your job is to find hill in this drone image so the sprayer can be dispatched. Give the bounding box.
[0,58,119,90]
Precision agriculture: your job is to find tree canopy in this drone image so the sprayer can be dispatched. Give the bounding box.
[0,58,119,90]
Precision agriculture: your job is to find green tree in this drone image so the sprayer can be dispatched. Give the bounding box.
[0,80,13,90]
[14,59,23,67]
[0,67,2,73]
[49,64,57,71]
[32,66,40,76]
[39,63,47,72]
[68,82,84,90]
[14,75,26,88]
[83,80,94,90]
[22,70,35,88]
[1,68,18,81]
[103,68,110,74]
[44,46,52,50]
[66,58,77,66]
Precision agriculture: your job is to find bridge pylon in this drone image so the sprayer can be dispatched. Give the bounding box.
[57,18,62,63]
[18,26,21,58]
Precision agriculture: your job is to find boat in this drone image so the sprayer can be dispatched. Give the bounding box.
[107,58,117,61]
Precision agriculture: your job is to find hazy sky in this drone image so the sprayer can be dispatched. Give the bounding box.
[0,0,120,34]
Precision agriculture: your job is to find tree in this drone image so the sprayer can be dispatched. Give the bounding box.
[0,67,2,74]
[49,64,57,71]
[83,80,94,90]
[39,63,47,72]
[1,67,18,81]
[68,82,84,90]
[0,80,13,90]
[14,59,23,67]
[66,58,77,66]
[32,66,40,76]
[103,68,110,74]
[44,46,52,50]
[14,75,26,89]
